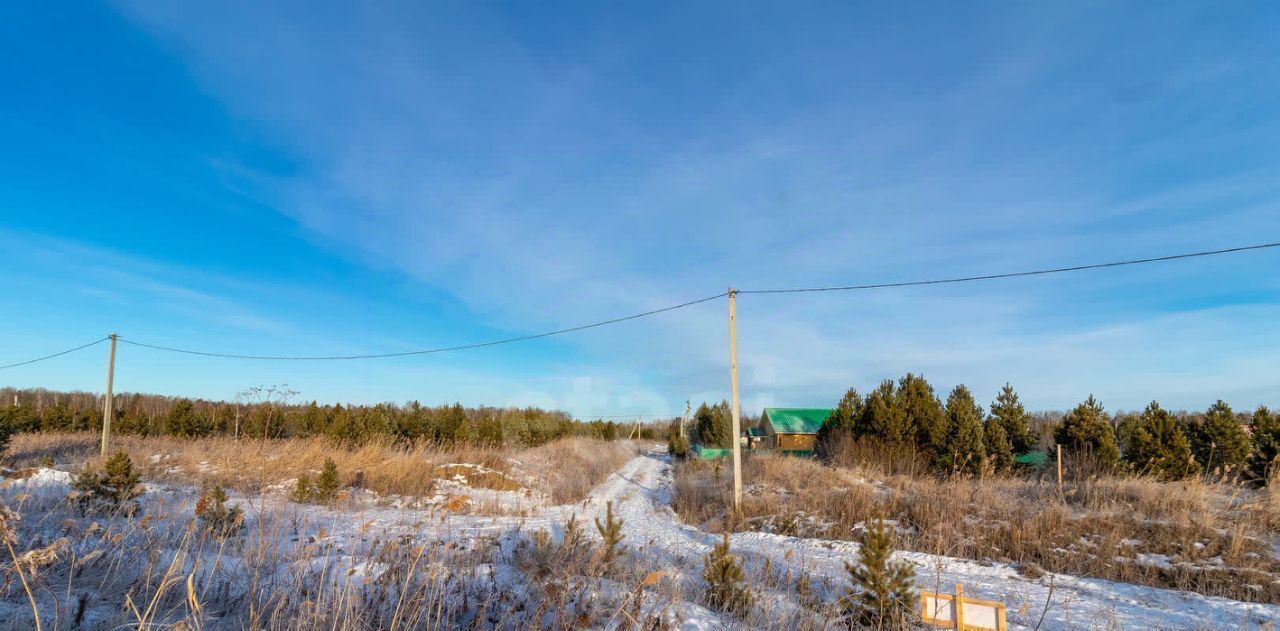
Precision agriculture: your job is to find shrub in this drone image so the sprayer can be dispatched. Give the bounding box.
[1054,395,1119,468]
[842,519,917,628]
[72,451,143,514]
[594,500,625,566]
[1122,402,1198,481]
[195,483,244,535]
[701,532,752,613]
[667,431,691,460]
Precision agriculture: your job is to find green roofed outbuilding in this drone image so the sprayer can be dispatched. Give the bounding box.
[759,408,832,453]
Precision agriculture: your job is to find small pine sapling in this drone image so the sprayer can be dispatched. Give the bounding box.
[594,500,625,566]
[701,532,752,614]
[315,458,341,502]
[72,451,143,514]
[843,519,917,628]
[195,483,244,535]
[291,473,315,503]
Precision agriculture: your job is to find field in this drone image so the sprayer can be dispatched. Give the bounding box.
[1,434,1278,630]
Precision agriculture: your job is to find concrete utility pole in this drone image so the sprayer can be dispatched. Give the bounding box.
[728,289,743,511]
[100,333,118,457]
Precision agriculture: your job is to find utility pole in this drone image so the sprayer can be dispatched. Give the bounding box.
[728,288,742,511]
[100,333,118,457]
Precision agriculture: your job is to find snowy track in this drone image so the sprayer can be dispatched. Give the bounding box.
[604,451,1280,629]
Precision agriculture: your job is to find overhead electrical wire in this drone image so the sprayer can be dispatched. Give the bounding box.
[3,240,1276,367]
[117,292,730,360]
[0,336,110,371]
[737,241,1280,294]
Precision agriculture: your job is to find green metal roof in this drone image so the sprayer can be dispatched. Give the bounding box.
[763,408,832,435]
[746,427,766,437]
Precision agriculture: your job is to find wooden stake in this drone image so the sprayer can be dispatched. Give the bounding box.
[728,288,742,511]
[954,583,965,630]
[1056,444,1063,495]
[100,333,117,457]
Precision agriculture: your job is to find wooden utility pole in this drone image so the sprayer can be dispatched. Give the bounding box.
[728,288,742,511]
[100,333,118,457]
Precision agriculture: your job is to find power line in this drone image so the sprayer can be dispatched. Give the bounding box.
[737,241,1280,294]
[0,337,110,371]
[10,241,1276,366]
[119,291,729,360]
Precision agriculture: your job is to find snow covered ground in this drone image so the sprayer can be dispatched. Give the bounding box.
[3,448,1279,629]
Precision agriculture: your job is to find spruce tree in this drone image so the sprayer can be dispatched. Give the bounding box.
[989,383,1034,454]
[702,532,752,613]
[1247,406,1280,485]
[940,385,986,475]
[1054,395,1120,468]
[1189,400,1251,475]
[984,417,1014,473]
[1122,401,1198,481]
[843,519,916,628]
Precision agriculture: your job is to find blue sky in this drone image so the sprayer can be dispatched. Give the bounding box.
[1,2,1278,416]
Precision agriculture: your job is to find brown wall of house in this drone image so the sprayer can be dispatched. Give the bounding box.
[776,433,816,451]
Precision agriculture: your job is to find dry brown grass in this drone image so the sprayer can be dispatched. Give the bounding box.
[673,449,1280,604]
[4,432,636,506]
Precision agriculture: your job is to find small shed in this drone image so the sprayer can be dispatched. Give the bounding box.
[759,408,832,452]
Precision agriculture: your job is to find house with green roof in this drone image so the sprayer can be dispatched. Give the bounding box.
[758,408,833,453]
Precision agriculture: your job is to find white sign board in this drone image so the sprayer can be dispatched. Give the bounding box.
[921,586,1007,630]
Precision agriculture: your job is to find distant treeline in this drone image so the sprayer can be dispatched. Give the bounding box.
[0,387,665,448]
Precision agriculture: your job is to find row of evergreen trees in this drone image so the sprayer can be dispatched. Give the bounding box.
[0,387,642,448]
[1058,396,1277,482]
[815,375,1279,484]
[815,375,1033,475]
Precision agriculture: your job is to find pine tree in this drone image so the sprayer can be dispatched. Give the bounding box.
[315,458,341,502]
[1189,400,1251,476]
[860,380,911,444]
[940,385,986,475]
[1248,406,1280,485]
[701,532,752,613]
[842,519,917,627]
[1054,395,1120,468]
[73,451,143,513]
[989,383,1034,454]
[695,401,733,448]
[899,374,947,456]
[164,400,210,438]
[595,500,625,566]
[984,417,1014,473]
[816,388,863,458]
[1122,401,1198,481]
[195,483,244,534]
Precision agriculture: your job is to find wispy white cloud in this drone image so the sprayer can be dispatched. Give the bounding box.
[108,2,1280,411]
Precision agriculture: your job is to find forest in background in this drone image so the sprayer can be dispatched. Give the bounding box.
[0,386,663,448]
